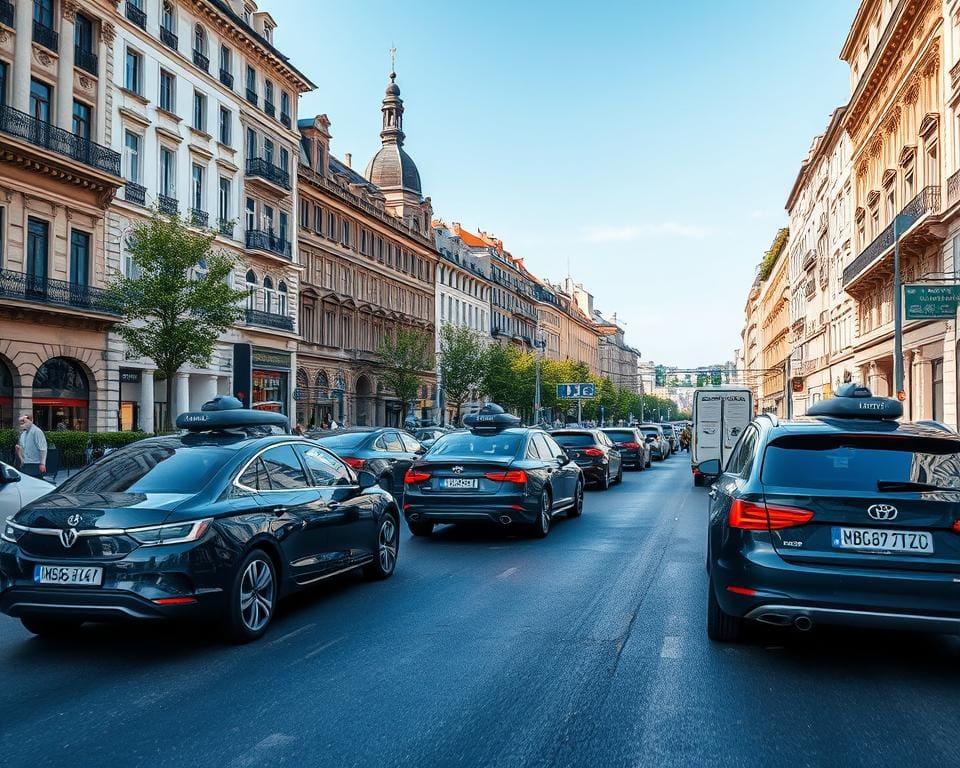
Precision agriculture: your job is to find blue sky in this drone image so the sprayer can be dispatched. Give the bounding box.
[269,0,859,368]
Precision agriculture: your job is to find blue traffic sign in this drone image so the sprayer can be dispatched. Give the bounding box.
[557,382,596,399]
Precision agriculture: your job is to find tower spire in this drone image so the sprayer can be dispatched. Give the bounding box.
[380,51,404,146]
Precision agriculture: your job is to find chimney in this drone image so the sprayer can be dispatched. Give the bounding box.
[344,153,352,168]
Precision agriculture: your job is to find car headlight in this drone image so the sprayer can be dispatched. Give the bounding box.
[1,521,26,544]
[127,519,212,546]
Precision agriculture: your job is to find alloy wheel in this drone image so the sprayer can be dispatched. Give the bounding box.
[541,494,551,533]
[239,558,274,632]
[379,517,398,573]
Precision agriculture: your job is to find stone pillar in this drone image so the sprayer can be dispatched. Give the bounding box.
[200,374,218,406]
[176,373,191,418]
[140,370,155,434]
[12,0,33,112]
[56,3,76,130]
[96,22,115,145]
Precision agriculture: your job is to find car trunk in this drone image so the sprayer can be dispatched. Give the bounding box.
[414,458,515,495]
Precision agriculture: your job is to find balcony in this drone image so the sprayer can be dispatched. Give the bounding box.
[280,113,291,128]
[802,249,816,271]
[949,169,960,208]
[160,27,178,51]
[218,219,234,237]
[264,100,275,118]
[124,182,146,206]
[0,1,12,28]
[245,308,293,332]
[75,46,97,75]
[0,269,120,317]
[220,69,234,89]
[245,229,291,259]
[843,186,941,290]
[193,50,209,72]
[32,20,58,52]
[0,105,121,176]
[246,88,258,106]
[125,2,146,30]
[804,278,816,298]
[245,157,291,190]
[158,194,178,215]
[189,208,208,228]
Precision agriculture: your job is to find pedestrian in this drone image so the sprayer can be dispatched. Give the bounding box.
[293,423,305,436]
[15,414,47,479]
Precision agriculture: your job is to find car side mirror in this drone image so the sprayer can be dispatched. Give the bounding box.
[699,459,721,476]
[357,469,379,491]
[556,453,570,465]
[415,446,426,455]
[1,465,20,483]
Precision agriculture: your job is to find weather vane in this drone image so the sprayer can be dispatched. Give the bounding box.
[390,45,397,73]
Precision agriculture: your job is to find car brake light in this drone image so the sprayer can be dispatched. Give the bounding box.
[583,448,604,457]
[152,597,197,605]
[485,470,528,484]
[952,520,960,534]
[404,469,431,484]
[621,442,641,449]
[342,457,365,470]
[726,586,757,596]
[729,500,813,530]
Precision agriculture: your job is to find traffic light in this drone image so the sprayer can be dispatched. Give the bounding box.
[711,369,722,386]
[655,365,665,387]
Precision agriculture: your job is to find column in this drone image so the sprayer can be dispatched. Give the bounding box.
[12,0,33,112]
[56,3,76,130]
[200,374,218,406]
[96,22,115,145]
[176,372,191,418]
[140,370,155,434]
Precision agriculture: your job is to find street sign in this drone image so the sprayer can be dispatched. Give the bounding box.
[711,369,722,386]
[904,284,960,320]
[557,383,596,399]
[655,366,666,387]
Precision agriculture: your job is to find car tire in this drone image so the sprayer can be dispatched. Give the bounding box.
[706,577,744,643]
[645,457,652,468]
[531,491,551,538]
[693,474,703,487]
[567,480,584,518]
[20,616,82,637]
[614,463,623,484]
[225,549,277,644]
[364,512,399,580]
[598,467,610,491]
[408,520,434,537]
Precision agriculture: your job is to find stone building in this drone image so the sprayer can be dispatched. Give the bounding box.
[596,313,640,392]
[534,278,603,375]
[759,228,790,415]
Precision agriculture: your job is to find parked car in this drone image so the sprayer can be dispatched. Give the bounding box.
[637,424,669,461]
[0,397,401,642]
[403,405,583,538]
[660,424,678,454]
[551,429,623,490]
[600,427,651,470]
[705,384,960,643]
[309,427,424,501]
[0,462,54,522]
[413,426,453,450]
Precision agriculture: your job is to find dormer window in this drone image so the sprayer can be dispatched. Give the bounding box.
[263,23,273,42]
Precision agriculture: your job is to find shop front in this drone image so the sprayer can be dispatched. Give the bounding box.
[32,358,89,431]
[233,344,292,414]
[118,367,142,431]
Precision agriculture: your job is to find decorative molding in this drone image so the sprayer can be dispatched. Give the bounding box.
[100,21,116,45]
[79,75,94,91]
[62,0,78,22]
[0,30,11,45]
[32,47,53,67]
[884,106,901,134]
[870,136,883,158]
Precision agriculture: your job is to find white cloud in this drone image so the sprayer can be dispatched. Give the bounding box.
[581,221,715,242]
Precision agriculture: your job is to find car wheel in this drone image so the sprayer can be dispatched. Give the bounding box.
[225,549,277,644]
[693,474,703,487]
[365,512,399,580]
[567,479,584,518]
[706,577,744,643]
[531,491,551,538]
[408,520,434,537]
[20,616,82,637]
[645,457,652,468]
[614,463,623,484]
[598,467,610,491]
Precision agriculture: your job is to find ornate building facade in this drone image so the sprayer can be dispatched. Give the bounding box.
[759,228,790,415]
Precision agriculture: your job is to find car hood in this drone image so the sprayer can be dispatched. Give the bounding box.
[15,491,196,530]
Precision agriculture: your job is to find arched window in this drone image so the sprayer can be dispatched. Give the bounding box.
[193,24,206,55]
[161,2,176,34]
[263,276,274,314]
[278,280,288,316]
[245,269,257,310]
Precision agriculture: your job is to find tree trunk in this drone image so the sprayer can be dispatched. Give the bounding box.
[164,367,177,432]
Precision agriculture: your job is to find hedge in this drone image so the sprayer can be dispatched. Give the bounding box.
[0,430,152,469]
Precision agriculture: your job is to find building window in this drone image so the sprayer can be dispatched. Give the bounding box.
[245,64,256,102]
[217,176,231,225]
[219,106,231,145]
[193,24,206,55]
[278,281,288,315]
[245,197,255,231]
[75,13,95,56]
[341,218,350,246]
[246,127,256,159]
[29,79,51,122]
[193,91,206,132]
[159,146,176,197]
[161,2,176,36]
[280,91,290,122]
[219,44,231,76]
[279,146,289,172]
[159,69,175,112]
[314,205,322,234]
[191,163,204,211]
[264,79,274,111]
[299,199,308,228]
[263,204,274,234]
[263,276,274,313]
[71,101,90,140]
[34,0,53,28]
[0,62,8,107]
[125,48,142,94]
[245,269,257,310]
[327,212,335,239]
[124,130,141,182]
[69,230,90,286]
[279,211,289,244]
[26,217,48,281]
[263,138,274,165]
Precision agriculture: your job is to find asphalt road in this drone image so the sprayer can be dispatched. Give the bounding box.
[2,453,960,768]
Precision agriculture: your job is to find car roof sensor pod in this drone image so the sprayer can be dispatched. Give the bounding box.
[463,403,521,433]
[806,385,903,421]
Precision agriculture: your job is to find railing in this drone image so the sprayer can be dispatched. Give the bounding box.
[0,269,119,316]
[75,46,98,75]
[220,69,234,89]
[32,20,58,52]
[0,0,13,28]
[952,58,960,90]
[802,249,816,271]
[158,194,178,215]
[0,105,121,176]
[245,308,293,331]
[949,169,960,207]
[160,27,178,50]
[125,2,146,29]
[843,186,941,287]
[193,50,209,72]
[124,182,145,206]
[246,88,257,106]
[245,229,291,259]
[245,157,291,189]
[264,100,275,118]
[189,208,208,227]
[218,219,234,237]
[804,279,816,298]
[280,113,291,128]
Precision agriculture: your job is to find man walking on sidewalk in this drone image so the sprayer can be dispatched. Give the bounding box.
[15,414,47,479]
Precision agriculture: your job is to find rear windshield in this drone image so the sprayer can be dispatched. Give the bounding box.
[552,433,596,447]
[639,427,660,436]
[315,432,369,451]
[603,430,636,441]
[428,432,523,457]
[56,443,231,494]
[762,435,960,491]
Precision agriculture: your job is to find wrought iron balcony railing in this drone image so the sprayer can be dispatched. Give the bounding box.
[802,249,816,271]
[0,269,120,316]
[245,157,291,189]
[264,101,275,118]
[949,170,960,207]
[0,105,121,176]
[75,46,98,75]
[193,50,209,72]
[246,88,257,106]
[218,219,234,237]
[0,0,13,28]
[245,308,293,331]
[158,194,178,215]
[189,208,208,227]
[32,20,58,52]
[843,186,941,288]
[245,229,291,259]
[280,113,291,128]
[124,182,146,206]
[220,69,234,89]
[160,27,178,51]
[125,2,146,29]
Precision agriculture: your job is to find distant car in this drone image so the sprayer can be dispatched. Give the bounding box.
[0,462,54,523]
[551,429,623,490]
[600,427,651,470]
[403,405,584,538]
[660,424,678,453]
[412,426,453,450]
[637,424,669,461]
[309,427,424,501]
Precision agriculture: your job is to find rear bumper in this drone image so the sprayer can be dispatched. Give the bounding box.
[404,492,538,525]
[744,604,960,634]
[0,586,221,622]
[577,463,608,483]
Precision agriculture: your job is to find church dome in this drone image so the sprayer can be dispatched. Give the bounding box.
[365,144,422,194]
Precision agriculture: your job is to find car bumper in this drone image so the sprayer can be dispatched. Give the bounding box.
[404,492,539,526]
[619,450,643,466]
[575,462,608,483]
[0,586,221,622]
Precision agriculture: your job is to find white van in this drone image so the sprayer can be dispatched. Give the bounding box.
[691,388,753,486]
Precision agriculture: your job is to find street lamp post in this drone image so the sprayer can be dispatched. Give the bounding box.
[893,214,905,399]
[533,325,545,425]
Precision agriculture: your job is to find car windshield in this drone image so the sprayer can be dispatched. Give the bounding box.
[314,432,370,451]
[639,428,660,437]
[762,434,960,491]
[552,433,596,446]
[603,430,636,441]
[428,432,522,457]
[56,442,232,494]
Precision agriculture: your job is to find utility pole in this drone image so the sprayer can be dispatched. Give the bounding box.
[533,324,544,425]
[893,214,905,400]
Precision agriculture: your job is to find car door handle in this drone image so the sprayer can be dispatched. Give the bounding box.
[271,505,288,515]
[327,501,341,510]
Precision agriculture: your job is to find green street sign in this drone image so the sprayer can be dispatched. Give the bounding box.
[904,284,960,320]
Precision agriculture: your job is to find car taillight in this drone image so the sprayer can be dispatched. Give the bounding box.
[621,442,641,449]
[485,470,528,484]
[342,457,365,470]
[405,469,431,484]
[583,448,604,457]
[729,499,813,530]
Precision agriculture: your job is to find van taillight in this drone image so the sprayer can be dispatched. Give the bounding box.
[729,500,813,530]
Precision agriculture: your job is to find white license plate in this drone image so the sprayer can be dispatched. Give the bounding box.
[831,526,934,554]
[440,478,478,489]
[33,564,103,586]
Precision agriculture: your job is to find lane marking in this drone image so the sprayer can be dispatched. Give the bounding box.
[496,566,519,580]
[304,635,346,659]
[268,622,316,646]
[660,635,682,659]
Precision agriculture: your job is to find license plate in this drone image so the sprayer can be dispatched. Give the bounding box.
[440,478,478,489]
[831,526,934,554]
[33,564,103,586]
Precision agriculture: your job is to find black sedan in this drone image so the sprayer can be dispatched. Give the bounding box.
[309,427,424,501]
[600,427,651,470]
[551,429,622,490]
[403,406,583,538]
[0,397,400,643]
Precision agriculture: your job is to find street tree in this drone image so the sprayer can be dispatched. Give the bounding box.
[438,324,488,425]
[375,327,435,420]
[107,209,246,432]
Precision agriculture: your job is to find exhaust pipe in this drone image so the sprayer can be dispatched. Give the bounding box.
[499,515,512,525]
[756,613,792,627]
[794,616,813,632]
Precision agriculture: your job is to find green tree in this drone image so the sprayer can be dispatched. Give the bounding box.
[107,210,246,432]
[438,324,488,425]
[375,327,435,420]
[481,345,534,413]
